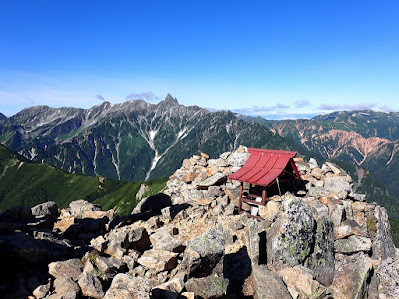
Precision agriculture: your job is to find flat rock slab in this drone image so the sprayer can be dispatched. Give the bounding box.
[199,173,226,187]
[48,258,83,280]
[334,235,372,254]
[137,249,178,272]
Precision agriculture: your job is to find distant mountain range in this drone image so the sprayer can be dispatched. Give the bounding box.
[1,95,399,222]
[0,94,309,182]
[238,110,399,219]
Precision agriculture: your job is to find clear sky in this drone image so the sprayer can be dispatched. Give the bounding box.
[1,1,399,119]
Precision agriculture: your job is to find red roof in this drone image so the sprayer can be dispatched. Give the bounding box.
[229,148,298,186]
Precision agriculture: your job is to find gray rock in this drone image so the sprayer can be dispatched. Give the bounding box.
[32,282,51,299]
[185,276,229,299]
[268,200,315,268]
[150,230,183,252]
[69,200,101,217]
[306,186,330,199]
[199,173,226,187]
[95,256,127,281]
[370,206,396,260]
[183,224,225,278]
[252,265,292,299]
[151,278,185,299]
[305,217,335,286]
[324,176,351,193]
[105,226,150,258]
[48,258,83,280]
[373,257,399,298]
[53,277,80,295]
[104,273,150,299]
[137,249,178,272]
[330,253,372,299]
[31,201,58,220]
[208,186,223,197]
[78,272,104,299]
[325,162,345,175]
[329,202,345,227]
[334,235,372,254]
[227,152,250,167]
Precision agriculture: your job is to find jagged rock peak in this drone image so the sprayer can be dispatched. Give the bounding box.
[162,93,179,105]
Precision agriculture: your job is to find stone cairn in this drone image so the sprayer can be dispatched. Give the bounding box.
[1,145,399,298]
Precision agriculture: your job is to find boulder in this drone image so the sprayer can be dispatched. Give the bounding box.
[150,230,183,252]
[69,200,101,217]
[369,206,396,260]
[183,224,225,278]
[334,220,364,240]
[137,249,178,272]
[31,201,58,220]
[78,272,104,299]
[267,200,315,268]
[251,265,292,299]
[278,266,331,298]
[53,277,80,295]
[185,276,229,299]
[95,256,127,281]
[373,257,399,298]
[305,217,335,286]
[227,152,250,167]
[105,226,150,258]
[104,274,150,299]
[330,253,372,299]
[48,258,83,280]
[32,282,51,299]
[151,278,185,299]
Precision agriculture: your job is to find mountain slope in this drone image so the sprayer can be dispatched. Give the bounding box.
[0,144,166,214]
[0,95,311,182]
[239,110,399,220]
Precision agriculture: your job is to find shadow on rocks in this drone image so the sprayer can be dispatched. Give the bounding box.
[223,246,252,297]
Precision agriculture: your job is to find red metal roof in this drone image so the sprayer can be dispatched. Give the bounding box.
[229,148,298,186]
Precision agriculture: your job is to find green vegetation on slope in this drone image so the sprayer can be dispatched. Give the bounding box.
[94,177,168,216]
[0,145,166,215]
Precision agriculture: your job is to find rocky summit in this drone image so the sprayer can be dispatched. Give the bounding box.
[1,146,399,298]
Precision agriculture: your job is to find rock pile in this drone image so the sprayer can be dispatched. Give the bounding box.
[1,146,399,298]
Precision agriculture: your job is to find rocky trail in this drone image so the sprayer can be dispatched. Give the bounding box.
[1,146,398,298]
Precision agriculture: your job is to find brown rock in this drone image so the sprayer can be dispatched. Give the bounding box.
[151,278,185,299]
[78,272,104,299]
[201,152,209,159]
[150,230,183,252]
[182,171,197,183]
[53,216,75,233]
[330,253,372,299]
[277,266,330,298]
[81,209,113,220]
[137,249,178,272]
[182,159,191,169]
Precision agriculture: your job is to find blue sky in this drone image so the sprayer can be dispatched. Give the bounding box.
[1,1,399,118]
